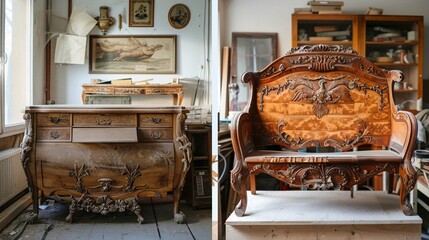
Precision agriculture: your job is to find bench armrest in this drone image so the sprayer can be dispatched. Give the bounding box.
[390,110,417,162]
[230,112,255,164]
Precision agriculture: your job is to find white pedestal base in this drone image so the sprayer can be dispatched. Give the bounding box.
[226,191,421,240]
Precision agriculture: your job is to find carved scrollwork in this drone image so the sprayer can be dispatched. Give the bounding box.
[69,164,90,193]
[67,195,144,224]
[261,66,276,78]
[286,44,358,55]
[20,113,34,192]
[251,162,395,190]
[273,119,319,149]
[122,164,143,193]
[290,55,358,72]
[175,113,192,193]
[359,63,384,77]
[324,119,372,150]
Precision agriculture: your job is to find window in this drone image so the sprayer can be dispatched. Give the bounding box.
[0,0,32,136]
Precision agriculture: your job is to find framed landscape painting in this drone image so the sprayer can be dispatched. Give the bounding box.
[89,35,176,74]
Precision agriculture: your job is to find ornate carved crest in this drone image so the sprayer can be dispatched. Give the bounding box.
[286,44,358,55]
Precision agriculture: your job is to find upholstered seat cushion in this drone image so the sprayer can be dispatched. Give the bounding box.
[245,150,403,164]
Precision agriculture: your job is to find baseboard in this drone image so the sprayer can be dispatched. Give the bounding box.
[0,193,31,232]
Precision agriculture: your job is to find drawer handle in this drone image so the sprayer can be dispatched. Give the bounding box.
[150,132,163,140]
[151,117,162,124]
[49,117,60,124]
[50,131,60,139]
[96,119,112,125]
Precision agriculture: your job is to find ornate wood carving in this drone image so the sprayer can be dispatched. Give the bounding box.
[69,164,90,193]
[173,112,193,221]
[324,119,372,150]
[175,113,192,193]
[267,156,328,163]
[250,162,396,190]
[259,75,385,115]
[122,164,143,193]
[291,55,358,72]
[67,195,144,224]
[286,44,358,55]
[360,63,384,77]
[274,119,372,151]
[230,45,417,217]
[273,119,319,149]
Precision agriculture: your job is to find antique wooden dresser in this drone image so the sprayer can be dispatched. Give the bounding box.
[20,105,191,224]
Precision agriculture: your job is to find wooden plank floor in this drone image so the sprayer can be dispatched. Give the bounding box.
[0,199,211,240]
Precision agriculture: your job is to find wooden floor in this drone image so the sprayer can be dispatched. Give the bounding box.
[0,198,211,240]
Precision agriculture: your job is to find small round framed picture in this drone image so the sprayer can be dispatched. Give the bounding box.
[168,4,190,29]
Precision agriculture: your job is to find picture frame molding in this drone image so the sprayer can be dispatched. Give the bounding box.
[129,0,154,27]
[88,34,177,74]
[168,3,191,29]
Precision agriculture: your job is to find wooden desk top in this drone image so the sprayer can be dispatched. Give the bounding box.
[81,84,184,105]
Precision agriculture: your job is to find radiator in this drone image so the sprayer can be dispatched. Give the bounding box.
[0,148,27,207]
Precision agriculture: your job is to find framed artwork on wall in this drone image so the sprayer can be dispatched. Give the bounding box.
[168,4,190,29]
[129,0,154,27]
[89,35,176,74]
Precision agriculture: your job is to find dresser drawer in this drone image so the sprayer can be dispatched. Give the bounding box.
[73,113,137,127]
[139,114,173,127]
[138,128,173,141]
[37,127,71,142]
[36,113,71,127]
[36,142,175,195]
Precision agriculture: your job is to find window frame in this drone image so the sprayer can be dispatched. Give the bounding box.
[0,0,33,137]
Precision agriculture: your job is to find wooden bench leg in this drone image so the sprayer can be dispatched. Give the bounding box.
[250,174,256,195]
[398,164,416,216]
[231,166,249,217]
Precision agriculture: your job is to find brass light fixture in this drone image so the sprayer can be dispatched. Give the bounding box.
[95,6,115,35]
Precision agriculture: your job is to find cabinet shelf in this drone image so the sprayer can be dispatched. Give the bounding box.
[374,63,418,67]
[366,41,418,46]
[292,14,423,112]
[298,41,352,45]
[193,156,210,161]
[394,89,418,93]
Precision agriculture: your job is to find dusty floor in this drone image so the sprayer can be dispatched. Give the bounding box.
[0,200,211,240]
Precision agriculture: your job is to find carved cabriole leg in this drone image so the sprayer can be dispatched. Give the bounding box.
[173,113,192,223]
[20,113,38,222]
[231,161,249,217]
[398,163,417,216]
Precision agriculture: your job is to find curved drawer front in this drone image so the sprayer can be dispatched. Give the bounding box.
[36,142,175,196]
[36,113,71,127]
[73,113,137,127]
[138,128,173,142]
[37,127,71,142]
[139,114,173,128]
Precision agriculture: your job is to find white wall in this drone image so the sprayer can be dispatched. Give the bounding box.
[35,0,209,106]
[221,0,429,79]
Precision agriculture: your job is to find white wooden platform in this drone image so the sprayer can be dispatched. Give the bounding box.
[226,191,422,240]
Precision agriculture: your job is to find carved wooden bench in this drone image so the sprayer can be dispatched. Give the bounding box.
[230,44,417,217]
